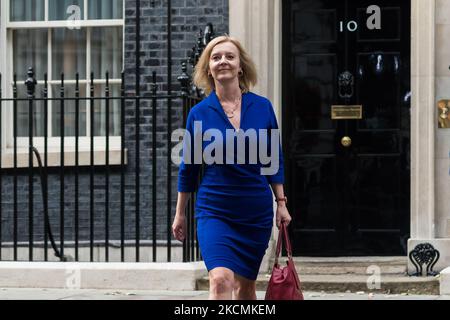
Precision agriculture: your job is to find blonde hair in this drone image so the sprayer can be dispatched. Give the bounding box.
[193,35,258,95]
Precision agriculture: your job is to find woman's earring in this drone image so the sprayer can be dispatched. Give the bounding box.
[238,70,243,76]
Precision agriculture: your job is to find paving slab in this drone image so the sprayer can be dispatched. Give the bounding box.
[0,288,448,300]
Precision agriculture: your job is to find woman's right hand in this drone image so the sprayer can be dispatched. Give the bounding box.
[172,213,186,242]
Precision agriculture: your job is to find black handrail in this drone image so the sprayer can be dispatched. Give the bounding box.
[31,146,67,261]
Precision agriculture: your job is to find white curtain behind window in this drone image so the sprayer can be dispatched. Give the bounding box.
[13,29,48,80]
[89,0,123,19]
[51,28,87,137]
[13,29,48,137]
[92,85,120,136]
[51,85,87,137]
[15,84,46,137]
[10,0,45,21]
[52,28,87,80]
[91,27,122,79]
[49,0,84,21]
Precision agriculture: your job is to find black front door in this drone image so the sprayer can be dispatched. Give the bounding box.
[283,0,411,256]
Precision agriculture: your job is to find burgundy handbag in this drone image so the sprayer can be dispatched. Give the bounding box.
[265,222,304,300]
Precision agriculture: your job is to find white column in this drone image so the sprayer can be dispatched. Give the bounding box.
[410,0,436,239]
[229,0,283,270]
[229,0,281,114]
[435,0,450,239]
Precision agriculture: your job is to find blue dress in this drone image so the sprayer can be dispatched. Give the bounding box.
[177,91,284,280]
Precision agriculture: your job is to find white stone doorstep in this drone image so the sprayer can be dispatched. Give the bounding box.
[440,267,450,295]
[0,262,208,291]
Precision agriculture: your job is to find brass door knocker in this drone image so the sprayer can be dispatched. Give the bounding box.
[338,71,354,99]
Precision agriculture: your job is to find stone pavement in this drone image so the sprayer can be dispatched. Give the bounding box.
[0,288,449,300]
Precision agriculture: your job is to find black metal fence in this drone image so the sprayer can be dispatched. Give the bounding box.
[0,66,204,263]
[0,4,214,263]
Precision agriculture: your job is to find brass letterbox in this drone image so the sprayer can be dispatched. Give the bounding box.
[331,105,363,120]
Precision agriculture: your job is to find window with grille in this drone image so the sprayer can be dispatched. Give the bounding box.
[1,0,124,150]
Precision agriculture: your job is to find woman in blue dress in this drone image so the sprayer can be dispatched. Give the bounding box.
[172,35,291,300]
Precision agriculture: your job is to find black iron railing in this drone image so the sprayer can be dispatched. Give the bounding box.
[0,65,204,263]
[0,0,214,263]
[0,25,211,263]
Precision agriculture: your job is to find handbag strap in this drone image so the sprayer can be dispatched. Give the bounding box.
[275,223,303,292]
[275,222,293,264]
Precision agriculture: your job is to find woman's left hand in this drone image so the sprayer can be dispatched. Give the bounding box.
[276,203,292,229]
